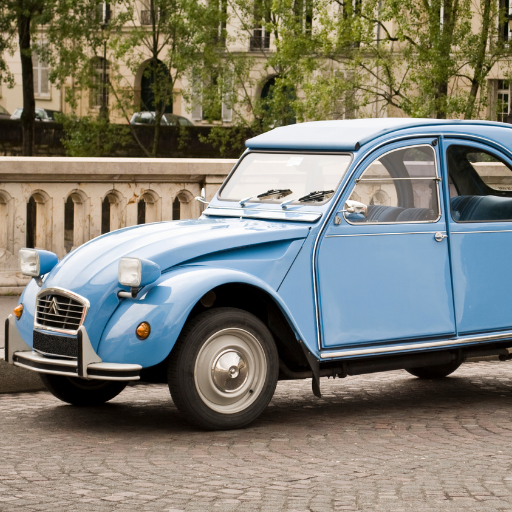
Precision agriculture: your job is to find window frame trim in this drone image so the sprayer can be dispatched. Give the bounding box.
[343,143,443,226]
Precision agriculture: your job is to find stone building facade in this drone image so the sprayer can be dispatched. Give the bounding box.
[0,157,235,295]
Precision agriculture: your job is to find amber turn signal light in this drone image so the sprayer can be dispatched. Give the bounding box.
[13,303,23,320]
[136,322,151,340]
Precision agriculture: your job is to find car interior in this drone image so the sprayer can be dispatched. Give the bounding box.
[347,145,439,223]
[447,145,512,222]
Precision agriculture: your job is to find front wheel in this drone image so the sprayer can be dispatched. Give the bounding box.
[39,374,127,405]
[405,360,462,379]
[168,308,279,430]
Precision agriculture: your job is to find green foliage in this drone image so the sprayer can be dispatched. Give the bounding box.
[57,114,131,157]
[195,0,512,152]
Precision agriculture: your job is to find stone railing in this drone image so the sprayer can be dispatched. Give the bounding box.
[0,157,236,295]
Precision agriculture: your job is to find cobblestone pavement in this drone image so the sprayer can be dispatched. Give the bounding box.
[3,362,512,511]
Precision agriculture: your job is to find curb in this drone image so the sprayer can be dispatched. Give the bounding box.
[0,349,46,394]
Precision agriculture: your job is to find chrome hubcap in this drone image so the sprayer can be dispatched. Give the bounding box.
[194,328,267,414]
[212,350,248,393]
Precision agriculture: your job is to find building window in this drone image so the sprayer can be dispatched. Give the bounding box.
[293,0,313,33]
[140,9,152,25]
[501,0,511,41]
[90,57,109,109]
[33,51,50,99]
[213,0,228,45]
[97,2,111,25]
[140,4,165,26]
[497,80,510,122]
[250,0,271,50]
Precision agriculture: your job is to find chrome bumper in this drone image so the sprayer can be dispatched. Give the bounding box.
[4,315,141,381]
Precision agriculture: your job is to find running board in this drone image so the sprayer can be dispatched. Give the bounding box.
[320,330,512,359]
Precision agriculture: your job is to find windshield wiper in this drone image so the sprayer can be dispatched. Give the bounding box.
[297,190,334,203]
[239,189,293,207]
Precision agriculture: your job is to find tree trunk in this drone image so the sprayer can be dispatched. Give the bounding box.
[17,10,35,156]
[435,82,448,119]
[464,0,492,120]
[152,118,161,157]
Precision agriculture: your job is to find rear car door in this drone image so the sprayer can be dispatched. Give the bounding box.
[445,140,512,335]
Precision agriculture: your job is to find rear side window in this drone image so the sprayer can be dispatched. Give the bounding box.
[346,145,440,223]
[448,145,512,222]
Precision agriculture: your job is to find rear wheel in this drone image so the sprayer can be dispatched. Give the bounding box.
[405,360,462,379]
[39,374,127,405]
[168,307,279,430]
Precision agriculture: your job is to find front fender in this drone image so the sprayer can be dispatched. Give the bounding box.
[97,265,314,367]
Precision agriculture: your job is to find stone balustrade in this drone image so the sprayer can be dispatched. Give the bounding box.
[0,157,236,295]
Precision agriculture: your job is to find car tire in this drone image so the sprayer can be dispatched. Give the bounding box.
[39,374,127,406]
[405,360,462,379]
[168,307,279,430]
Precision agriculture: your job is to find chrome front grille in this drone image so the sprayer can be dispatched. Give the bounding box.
[35,289,88,334]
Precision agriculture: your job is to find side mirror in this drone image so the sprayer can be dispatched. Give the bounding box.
[334,200,367,225]
[344,199,367,214]
[195,187,209,205]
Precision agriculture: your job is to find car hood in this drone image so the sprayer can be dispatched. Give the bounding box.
[40,217,310,345]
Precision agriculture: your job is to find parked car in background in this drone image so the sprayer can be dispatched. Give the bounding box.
[10,108,60,122]
[9,118,512,431]
[0,105,10,119]
[130,111,194,126]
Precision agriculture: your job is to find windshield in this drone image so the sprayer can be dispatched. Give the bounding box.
[219,152,352,204]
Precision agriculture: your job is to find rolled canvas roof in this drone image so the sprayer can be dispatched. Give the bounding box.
[245,118,512,151]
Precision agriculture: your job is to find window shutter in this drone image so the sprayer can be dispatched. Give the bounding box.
[191,73,203,121]
[221,74,233,123]
[32,53,39,95]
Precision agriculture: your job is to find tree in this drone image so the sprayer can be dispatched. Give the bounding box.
[0,1,48,156]
[0,0,128,156]
[316,0,511,119]
[197,0,511,155]
[109,0,221,157]
[189,0,324,153]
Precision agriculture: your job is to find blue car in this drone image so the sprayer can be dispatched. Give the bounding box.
[7,118,512,429]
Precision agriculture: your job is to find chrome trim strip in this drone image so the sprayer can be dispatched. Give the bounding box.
[313,135,444,352]
[451,230,512,234]
[356,177,440,181]
[203,207,322,223]
[325,231,440,238]
[320,330,512,359]
[34,287,90,335]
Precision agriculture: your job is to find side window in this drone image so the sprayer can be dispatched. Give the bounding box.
[448,145,512,222]
[346,145,439,223]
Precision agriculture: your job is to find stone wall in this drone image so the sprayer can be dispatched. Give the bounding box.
[0,157,236,295]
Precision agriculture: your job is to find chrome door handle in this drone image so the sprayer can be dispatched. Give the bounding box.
[434,232,448,242]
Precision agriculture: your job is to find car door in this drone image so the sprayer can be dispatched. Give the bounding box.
[316,138,456,349]
[445,140,512,335]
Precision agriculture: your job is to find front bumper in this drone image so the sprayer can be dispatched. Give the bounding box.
[4,315,141,381]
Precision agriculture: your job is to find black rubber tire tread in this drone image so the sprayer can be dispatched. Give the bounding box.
[168,307,279,431]
[405,360,462,379]
[39,374,127,405]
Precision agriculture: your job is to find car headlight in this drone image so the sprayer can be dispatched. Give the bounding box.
[19,248,58,277]
[118,257,161,288]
